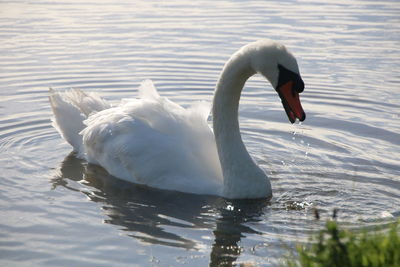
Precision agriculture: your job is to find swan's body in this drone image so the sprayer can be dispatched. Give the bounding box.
[50,40,305,199]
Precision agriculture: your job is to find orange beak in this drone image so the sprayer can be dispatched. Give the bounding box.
[277,81,306,123]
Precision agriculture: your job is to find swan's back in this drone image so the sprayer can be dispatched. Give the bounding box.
[51,81,223,195]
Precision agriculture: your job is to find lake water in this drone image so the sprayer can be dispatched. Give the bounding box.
[1,0,399,266]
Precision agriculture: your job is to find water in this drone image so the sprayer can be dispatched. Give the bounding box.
[1,0,399,265]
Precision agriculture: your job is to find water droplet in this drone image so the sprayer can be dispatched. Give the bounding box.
[226,204,234,211]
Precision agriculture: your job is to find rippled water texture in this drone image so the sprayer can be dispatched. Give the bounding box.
[1,0,399,266]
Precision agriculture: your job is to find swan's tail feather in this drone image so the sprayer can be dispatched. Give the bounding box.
[61,89,111,116]
[49,88,111,154]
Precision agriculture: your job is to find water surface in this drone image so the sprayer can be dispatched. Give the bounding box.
[1,0,400,266]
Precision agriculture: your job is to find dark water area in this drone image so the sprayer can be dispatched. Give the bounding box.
[1,0,399,265]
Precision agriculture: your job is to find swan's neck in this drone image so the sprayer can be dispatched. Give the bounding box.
[213,54,271,199]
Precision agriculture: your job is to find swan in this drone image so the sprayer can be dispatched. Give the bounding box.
[49,40,305,199]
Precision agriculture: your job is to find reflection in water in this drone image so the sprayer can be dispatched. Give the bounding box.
[52,153,270,265]
[210,200,267,266]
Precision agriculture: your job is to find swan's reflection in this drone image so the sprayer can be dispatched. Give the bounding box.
[52,153,270,265]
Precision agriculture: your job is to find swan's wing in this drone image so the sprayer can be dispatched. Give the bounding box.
[138,79,160,100]
[81,84,223,195]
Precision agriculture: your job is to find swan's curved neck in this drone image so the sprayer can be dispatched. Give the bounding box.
[213,53,271,199]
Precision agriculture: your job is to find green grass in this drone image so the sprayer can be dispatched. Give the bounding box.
[287,220,400,267]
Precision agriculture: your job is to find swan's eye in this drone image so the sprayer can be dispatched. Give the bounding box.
[277,64,304,93]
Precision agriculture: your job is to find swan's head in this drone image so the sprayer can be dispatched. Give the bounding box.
[245,40,306,123]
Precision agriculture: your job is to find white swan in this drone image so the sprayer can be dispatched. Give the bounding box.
[49,40,305,199]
